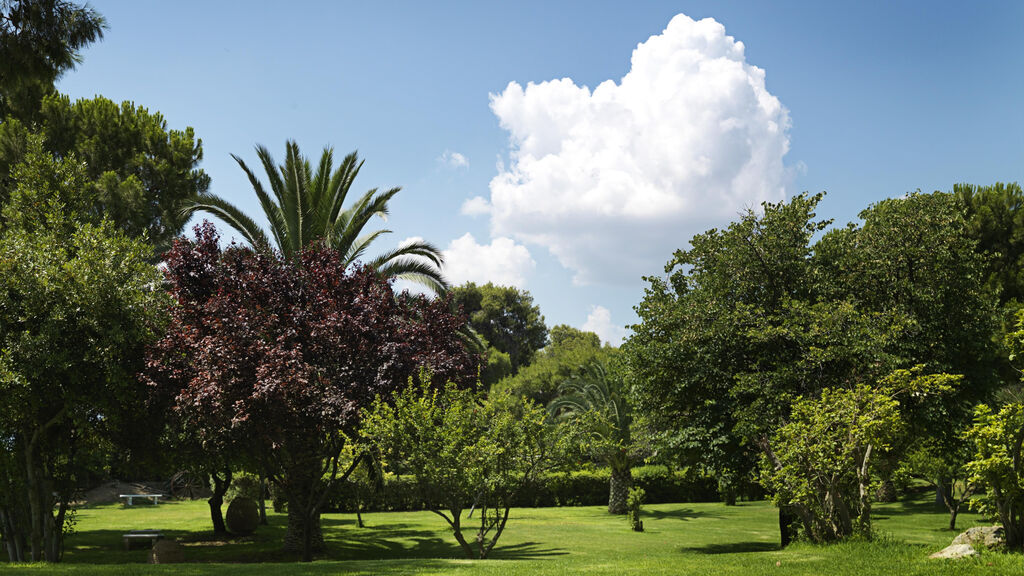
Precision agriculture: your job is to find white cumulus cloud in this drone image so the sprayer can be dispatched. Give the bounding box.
[582,305,628,346]
[460,195,491,216]
[442,233,535,288]
[487,13,791,285]
[439,149,470,169]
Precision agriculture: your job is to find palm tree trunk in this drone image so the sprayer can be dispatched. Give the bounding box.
[608,466,632,515]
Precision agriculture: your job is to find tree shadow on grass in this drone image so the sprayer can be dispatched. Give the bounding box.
[644,507,721,522]
[679,541,780,555]
[489,541,568,560]
[873,499,947,517]
[330,522,565,561]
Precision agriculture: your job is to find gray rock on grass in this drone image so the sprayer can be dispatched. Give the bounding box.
[930,525,1004,560]
[929,543,978,560]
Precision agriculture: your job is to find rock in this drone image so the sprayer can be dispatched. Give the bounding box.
[148,540,184,564]
[929,543,978,560]
[951,526,1004,551]
[226,497,260,535]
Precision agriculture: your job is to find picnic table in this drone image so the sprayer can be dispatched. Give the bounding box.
[122,529,164,550]
[119,494,163,506]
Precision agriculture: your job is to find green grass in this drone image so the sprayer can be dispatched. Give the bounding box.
[3,491,1022,574]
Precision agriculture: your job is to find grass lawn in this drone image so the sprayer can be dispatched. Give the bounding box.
[2,491,1022,575]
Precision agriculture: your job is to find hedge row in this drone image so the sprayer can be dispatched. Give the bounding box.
[324,466,719,513]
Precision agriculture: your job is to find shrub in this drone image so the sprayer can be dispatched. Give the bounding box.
[965,402,1024,551]
[627,487,645,532]
[224,473,264,502]
[325,466,718,512]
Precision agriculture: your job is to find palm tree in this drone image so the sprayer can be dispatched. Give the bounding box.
[183,140,447,292]
[548,360,634,514]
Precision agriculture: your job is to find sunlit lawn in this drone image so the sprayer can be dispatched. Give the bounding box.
[3,490,1022,575]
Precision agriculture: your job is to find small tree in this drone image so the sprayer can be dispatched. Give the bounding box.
[362,381,549,559]
[762,385,903,542]
[549,361,635,514]
[901,438,975,531]
[966,402,1024,551]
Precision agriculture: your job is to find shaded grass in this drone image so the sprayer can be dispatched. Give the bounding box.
[2,492,1022,574]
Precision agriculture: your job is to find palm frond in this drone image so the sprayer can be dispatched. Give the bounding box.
[375,257,448,293]
[325,152,363,225]
[331,187,399,258]
[180,195,273,252]
[232,153,288,250]
[343,229,392,268]
[367,239,445,269]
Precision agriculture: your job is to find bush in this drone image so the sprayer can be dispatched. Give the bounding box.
[324,466,718,513]
[225,498,260,535]
[627,487,645,532]
[224,473,264,502]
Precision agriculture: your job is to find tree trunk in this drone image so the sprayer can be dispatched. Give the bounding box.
[779,506,796,548]
[24,444,44,561]
[258,474,268,526]
[208,469,232,535]
[282,488,324,557]
[479,506,511,559]
[608,466,632,515]
[935,478,948,507]
[445,509,475,559]
[1,507,26,562]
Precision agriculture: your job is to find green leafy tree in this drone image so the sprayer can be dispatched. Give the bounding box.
[817,191,1001,499]
[549,361,635,514]
[762,385,903,542]
[0,145,167,563]
[956,182,1024,309]
[900,438,976,531]
[966,402,1024,551]
[965,309,1024,551]
[479,341,513,387]
[626,192,993,544]
[450,282,548,372]
[362,381,549,559]
[494,325,608,405]
[626,194,883,498]
[184,140,445,292]
[816,192,999,400]
[0,0,105,121]
[0,93,210,250]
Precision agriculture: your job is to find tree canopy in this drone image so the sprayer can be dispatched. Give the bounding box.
[625,191,999,543]
[0,93,210,250]
[362,381,549,559]
[0,0,105,121]
[450,282,548,373]
[144,223,476,561]
[493,324,610,406]
[0,144,166,562]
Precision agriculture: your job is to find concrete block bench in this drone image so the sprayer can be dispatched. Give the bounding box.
[120,494,163,506]
[123,530,164,550]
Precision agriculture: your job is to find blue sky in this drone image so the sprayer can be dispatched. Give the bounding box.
[58,1,1024,345]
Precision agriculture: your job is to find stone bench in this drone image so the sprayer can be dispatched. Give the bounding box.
[123,530,164,550]
[119,494,163,506]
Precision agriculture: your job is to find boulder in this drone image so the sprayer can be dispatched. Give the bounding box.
[226,497,260,535]
[148,540,184,564]
[929,543,977,560]
[951,526,1004,551]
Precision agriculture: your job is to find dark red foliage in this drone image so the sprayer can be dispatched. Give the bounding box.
[145,221,477,459]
